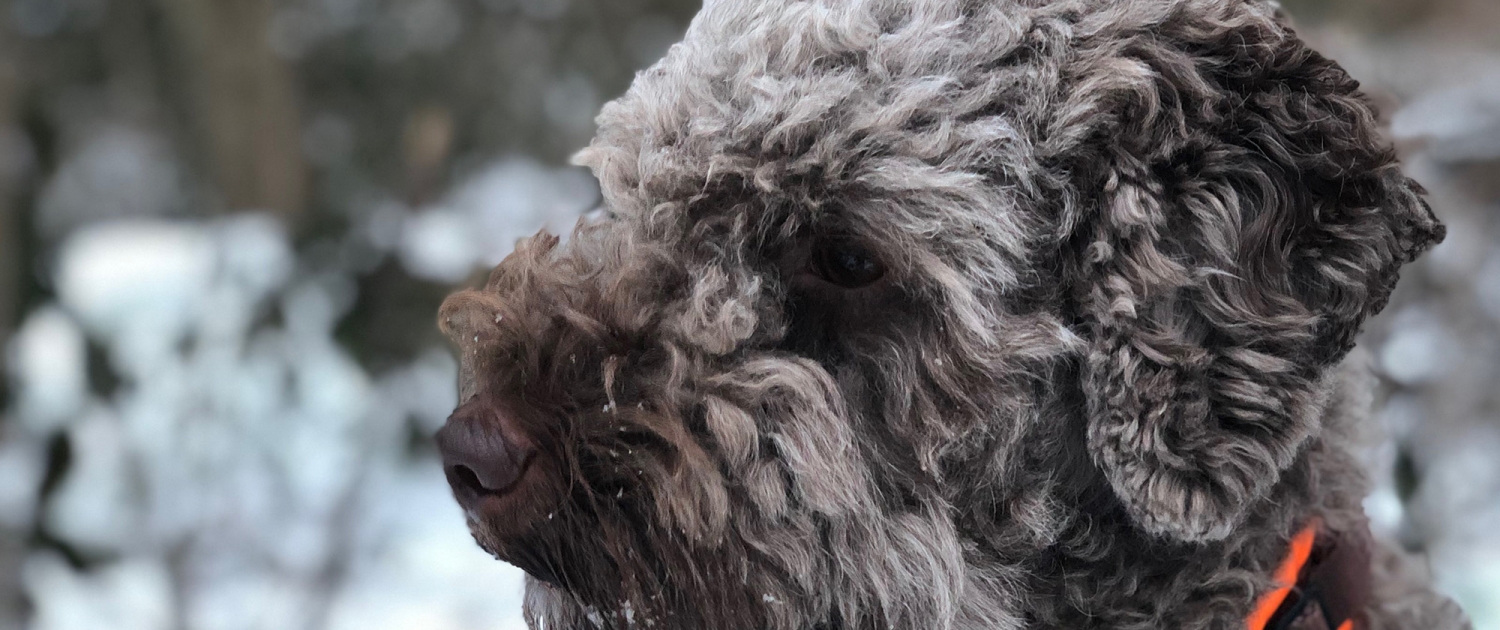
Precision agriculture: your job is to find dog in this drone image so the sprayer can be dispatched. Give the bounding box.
[433,0,1470,628]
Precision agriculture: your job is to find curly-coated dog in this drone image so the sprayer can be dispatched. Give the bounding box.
[433,0,1470,628]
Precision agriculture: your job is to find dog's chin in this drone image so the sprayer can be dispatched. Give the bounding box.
[481,532,568,588]
[476,510,621,594]
[476,519,621,607]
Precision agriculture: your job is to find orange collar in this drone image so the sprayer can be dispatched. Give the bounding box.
[1247,519,1369,630]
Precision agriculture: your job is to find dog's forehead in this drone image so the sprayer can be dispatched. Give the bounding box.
[574,0,1069,260]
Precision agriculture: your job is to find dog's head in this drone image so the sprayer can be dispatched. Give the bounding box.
[435,1,1442,628]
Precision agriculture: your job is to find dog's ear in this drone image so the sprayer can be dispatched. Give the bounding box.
[1057,8,1444,542]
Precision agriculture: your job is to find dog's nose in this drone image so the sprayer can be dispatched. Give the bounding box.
[436,396,536,499]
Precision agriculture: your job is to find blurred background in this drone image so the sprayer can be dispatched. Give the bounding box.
[0,0,1494,628]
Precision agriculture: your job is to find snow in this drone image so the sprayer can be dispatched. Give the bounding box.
[6,193,539,629]
[6,307,88,433]
[22,554,175,630]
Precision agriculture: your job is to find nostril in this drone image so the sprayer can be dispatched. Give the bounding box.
[450,464,485,493]
[445,453,530,496]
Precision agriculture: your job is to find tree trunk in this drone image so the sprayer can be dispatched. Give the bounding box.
[0,33,20,339]
[155,0,307,230]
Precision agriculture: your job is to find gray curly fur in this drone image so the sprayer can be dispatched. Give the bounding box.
[436,0,1471,628]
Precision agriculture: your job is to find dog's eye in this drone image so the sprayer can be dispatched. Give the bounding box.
[809,241,886,288]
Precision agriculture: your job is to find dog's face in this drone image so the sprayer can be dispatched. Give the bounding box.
[434,1,1442,628]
